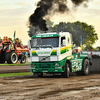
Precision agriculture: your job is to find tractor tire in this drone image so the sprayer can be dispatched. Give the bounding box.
[18,54,26,63]
[0,57,5,64]
[20,55,26,63]
[76,59,90,76]
[62,62,70,78]
[0,52,5,64]
[6,51,18,64]
[0,60,5,64]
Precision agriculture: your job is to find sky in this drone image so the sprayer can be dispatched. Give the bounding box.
[0,0,100,47]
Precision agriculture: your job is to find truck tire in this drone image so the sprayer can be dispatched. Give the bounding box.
[34,73,43,77]
[76,59,90,75]
[6,51,18,64]
[82,59,90,75]
[62,62,70,78]
[38,73,43,77]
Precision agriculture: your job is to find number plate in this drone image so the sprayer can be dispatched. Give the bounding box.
[42,70,48,72]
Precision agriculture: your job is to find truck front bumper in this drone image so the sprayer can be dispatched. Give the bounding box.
[31,62,64,73]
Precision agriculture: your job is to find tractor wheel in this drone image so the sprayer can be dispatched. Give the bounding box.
[0,57,5,64]
[62,62,70,78]
[0,52,5,64]
[0,59,5,64]
[18,54,26,63]
[6,51,18,64]
[20,55,26,63]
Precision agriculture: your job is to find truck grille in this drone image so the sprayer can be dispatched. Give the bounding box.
[40,64,50,68]
[39,56,50,62]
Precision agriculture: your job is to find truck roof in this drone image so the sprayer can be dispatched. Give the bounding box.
[32,32,70,38]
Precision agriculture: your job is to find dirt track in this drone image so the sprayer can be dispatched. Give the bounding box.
[0,65,31,73]
[0,73,100,100]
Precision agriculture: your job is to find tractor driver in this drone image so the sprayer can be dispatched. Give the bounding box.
[15,38,20,47]
[15,38,23,48]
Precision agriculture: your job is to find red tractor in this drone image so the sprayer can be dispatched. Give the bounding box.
[0,36,29,64]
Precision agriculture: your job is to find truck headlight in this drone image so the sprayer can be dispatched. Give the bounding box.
[55,63,59,66]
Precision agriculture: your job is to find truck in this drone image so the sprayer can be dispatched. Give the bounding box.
[28,32,92,77]
[0,36,29,64]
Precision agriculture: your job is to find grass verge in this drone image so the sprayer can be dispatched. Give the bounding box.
[0,72,33,78]
[0,62,31,66]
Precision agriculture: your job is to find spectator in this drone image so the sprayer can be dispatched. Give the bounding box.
[25,52,28,62]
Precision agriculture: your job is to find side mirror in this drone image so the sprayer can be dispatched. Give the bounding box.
[62,39,66,47]
[28,40,31,50]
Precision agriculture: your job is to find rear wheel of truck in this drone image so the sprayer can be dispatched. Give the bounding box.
[6,51,18,64]
[82,59,90,75]
[76,59,90,76]
[62,62,70,78]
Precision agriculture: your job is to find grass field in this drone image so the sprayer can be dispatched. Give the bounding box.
[0,72,33,78]
[0,62,31,66]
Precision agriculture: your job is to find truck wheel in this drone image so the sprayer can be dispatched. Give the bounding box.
[34,73,43,77]
[82,59,90,75]
[6,51,18,64]
[38,73,43,77]
[62,62,70,78]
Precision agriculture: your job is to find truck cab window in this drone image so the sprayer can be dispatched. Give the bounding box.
[61,37,65,47]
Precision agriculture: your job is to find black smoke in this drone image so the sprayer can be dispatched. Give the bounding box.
[71,0,88,6]
[28,0,89,35]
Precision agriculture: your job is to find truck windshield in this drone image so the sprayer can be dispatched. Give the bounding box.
[31,37,59,47]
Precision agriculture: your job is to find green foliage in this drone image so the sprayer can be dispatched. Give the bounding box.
[53,21,98,47]
[9,38,13,42]
[15,38,23,45]
[28,20,98,47]
[0,37,2,41]
[0,37,23,45]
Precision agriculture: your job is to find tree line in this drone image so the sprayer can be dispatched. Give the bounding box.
[28,20,98,50]
[0,37,23,45]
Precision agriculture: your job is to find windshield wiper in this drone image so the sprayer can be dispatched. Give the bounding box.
[40,45,53,48]
[40,56,50,62]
